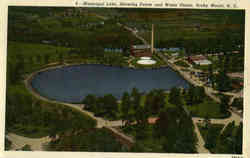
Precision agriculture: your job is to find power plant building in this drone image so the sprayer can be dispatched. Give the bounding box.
[130,24,154,57]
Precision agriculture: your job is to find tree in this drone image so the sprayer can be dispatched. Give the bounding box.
[203,114,211,129]
[134,107,151,140]
[82,94,97,111]
[15,57,25,81]
[221,121,235,139]
[28,56,34,66]
[154,108,180,138]
[174,115,197,153]
[205,126,219,149]
[36,55,42,64]
[186,86,205,105]
[219,94,230,113]
[235,122,243,154]
[149,89,165,114]
[168,87,183,106]
[102,94,118,118]
[121,92,131,126]
[44,54,50,64]
[131,87,141,110]
[231,98,243,110]
[144,91,154,115]
[216,70,232,92]
[59,52,64,64]
[208,64,215,88]
[134,106,149,129]
[155,107,197,153]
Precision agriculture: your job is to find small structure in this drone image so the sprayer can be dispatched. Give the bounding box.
[137,57,156,65]
[232,50,240,54]
[188,55,211,65]
[171,52,179,57]
[169,47,181,52]
[227,72,244,79]
[148,117,159,124]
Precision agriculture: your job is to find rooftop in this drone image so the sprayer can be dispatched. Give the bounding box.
[132,45,150,49]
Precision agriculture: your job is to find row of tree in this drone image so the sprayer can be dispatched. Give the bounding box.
[83,94,118,119]
[168,86,206,106]
[83,88,166,126]
[154,107,197,153]
[7,52,63,85]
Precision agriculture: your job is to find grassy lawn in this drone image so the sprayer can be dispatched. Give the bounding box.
[164,94,176,109]
[141,92,230,119]
[193,64,210,71]
[174,60,189,67]
[8,41,70,73]
[186,99,231,118]
[9,124,50,138]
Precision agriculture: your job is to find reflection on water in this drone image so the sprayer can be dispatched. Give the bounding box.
[31,64,189,103]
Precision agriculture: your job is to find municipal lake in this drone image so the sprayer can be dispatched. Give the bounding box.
[31,64,190,103]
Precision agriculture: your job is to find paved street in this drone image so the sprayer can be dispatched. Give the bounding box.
[6,133,51,151]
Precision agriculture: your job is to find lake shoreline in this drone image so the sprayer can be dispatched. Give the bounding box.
[27,62,190,103]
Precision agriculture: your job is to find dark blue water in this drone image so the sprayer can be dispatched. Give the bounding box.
[31,64,189,103]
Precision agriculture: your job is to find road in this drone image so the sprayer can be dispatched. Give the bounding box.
[6,133,51,151]
[193,122,210,153]
[158,53,243,153]
[118,23,149,45]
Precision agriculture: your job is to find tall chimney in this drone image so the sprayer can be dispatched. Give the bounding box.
[151,24,154,54]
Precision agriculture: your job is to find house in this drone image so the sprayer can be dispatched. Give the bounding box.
[188,55,211,65]
[232,50,240,54]
[147,117,159,124]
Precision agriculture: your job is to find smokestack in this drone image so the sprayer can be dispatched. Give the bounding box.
[151,24,154,54]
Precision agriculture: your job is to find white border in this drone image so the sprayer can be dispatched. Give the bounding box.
[1,0,250,158]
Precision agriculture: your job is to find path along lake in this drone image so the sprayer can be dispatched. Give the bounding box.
[31,64,190,103]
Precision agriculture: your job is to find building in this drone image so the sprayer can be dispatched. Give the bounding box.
[131,24,154,57]
[130,45,152,57]
[171,52,179,57]
[232,50,240,54]
[188,55,211,65]
[169,47,181,52]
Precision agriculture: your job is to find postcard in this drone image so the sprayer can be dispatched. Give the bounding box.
[0,0,249,158]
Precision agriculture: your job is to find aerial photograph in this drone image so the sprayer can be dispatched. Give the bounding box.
[5,7,244,154]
